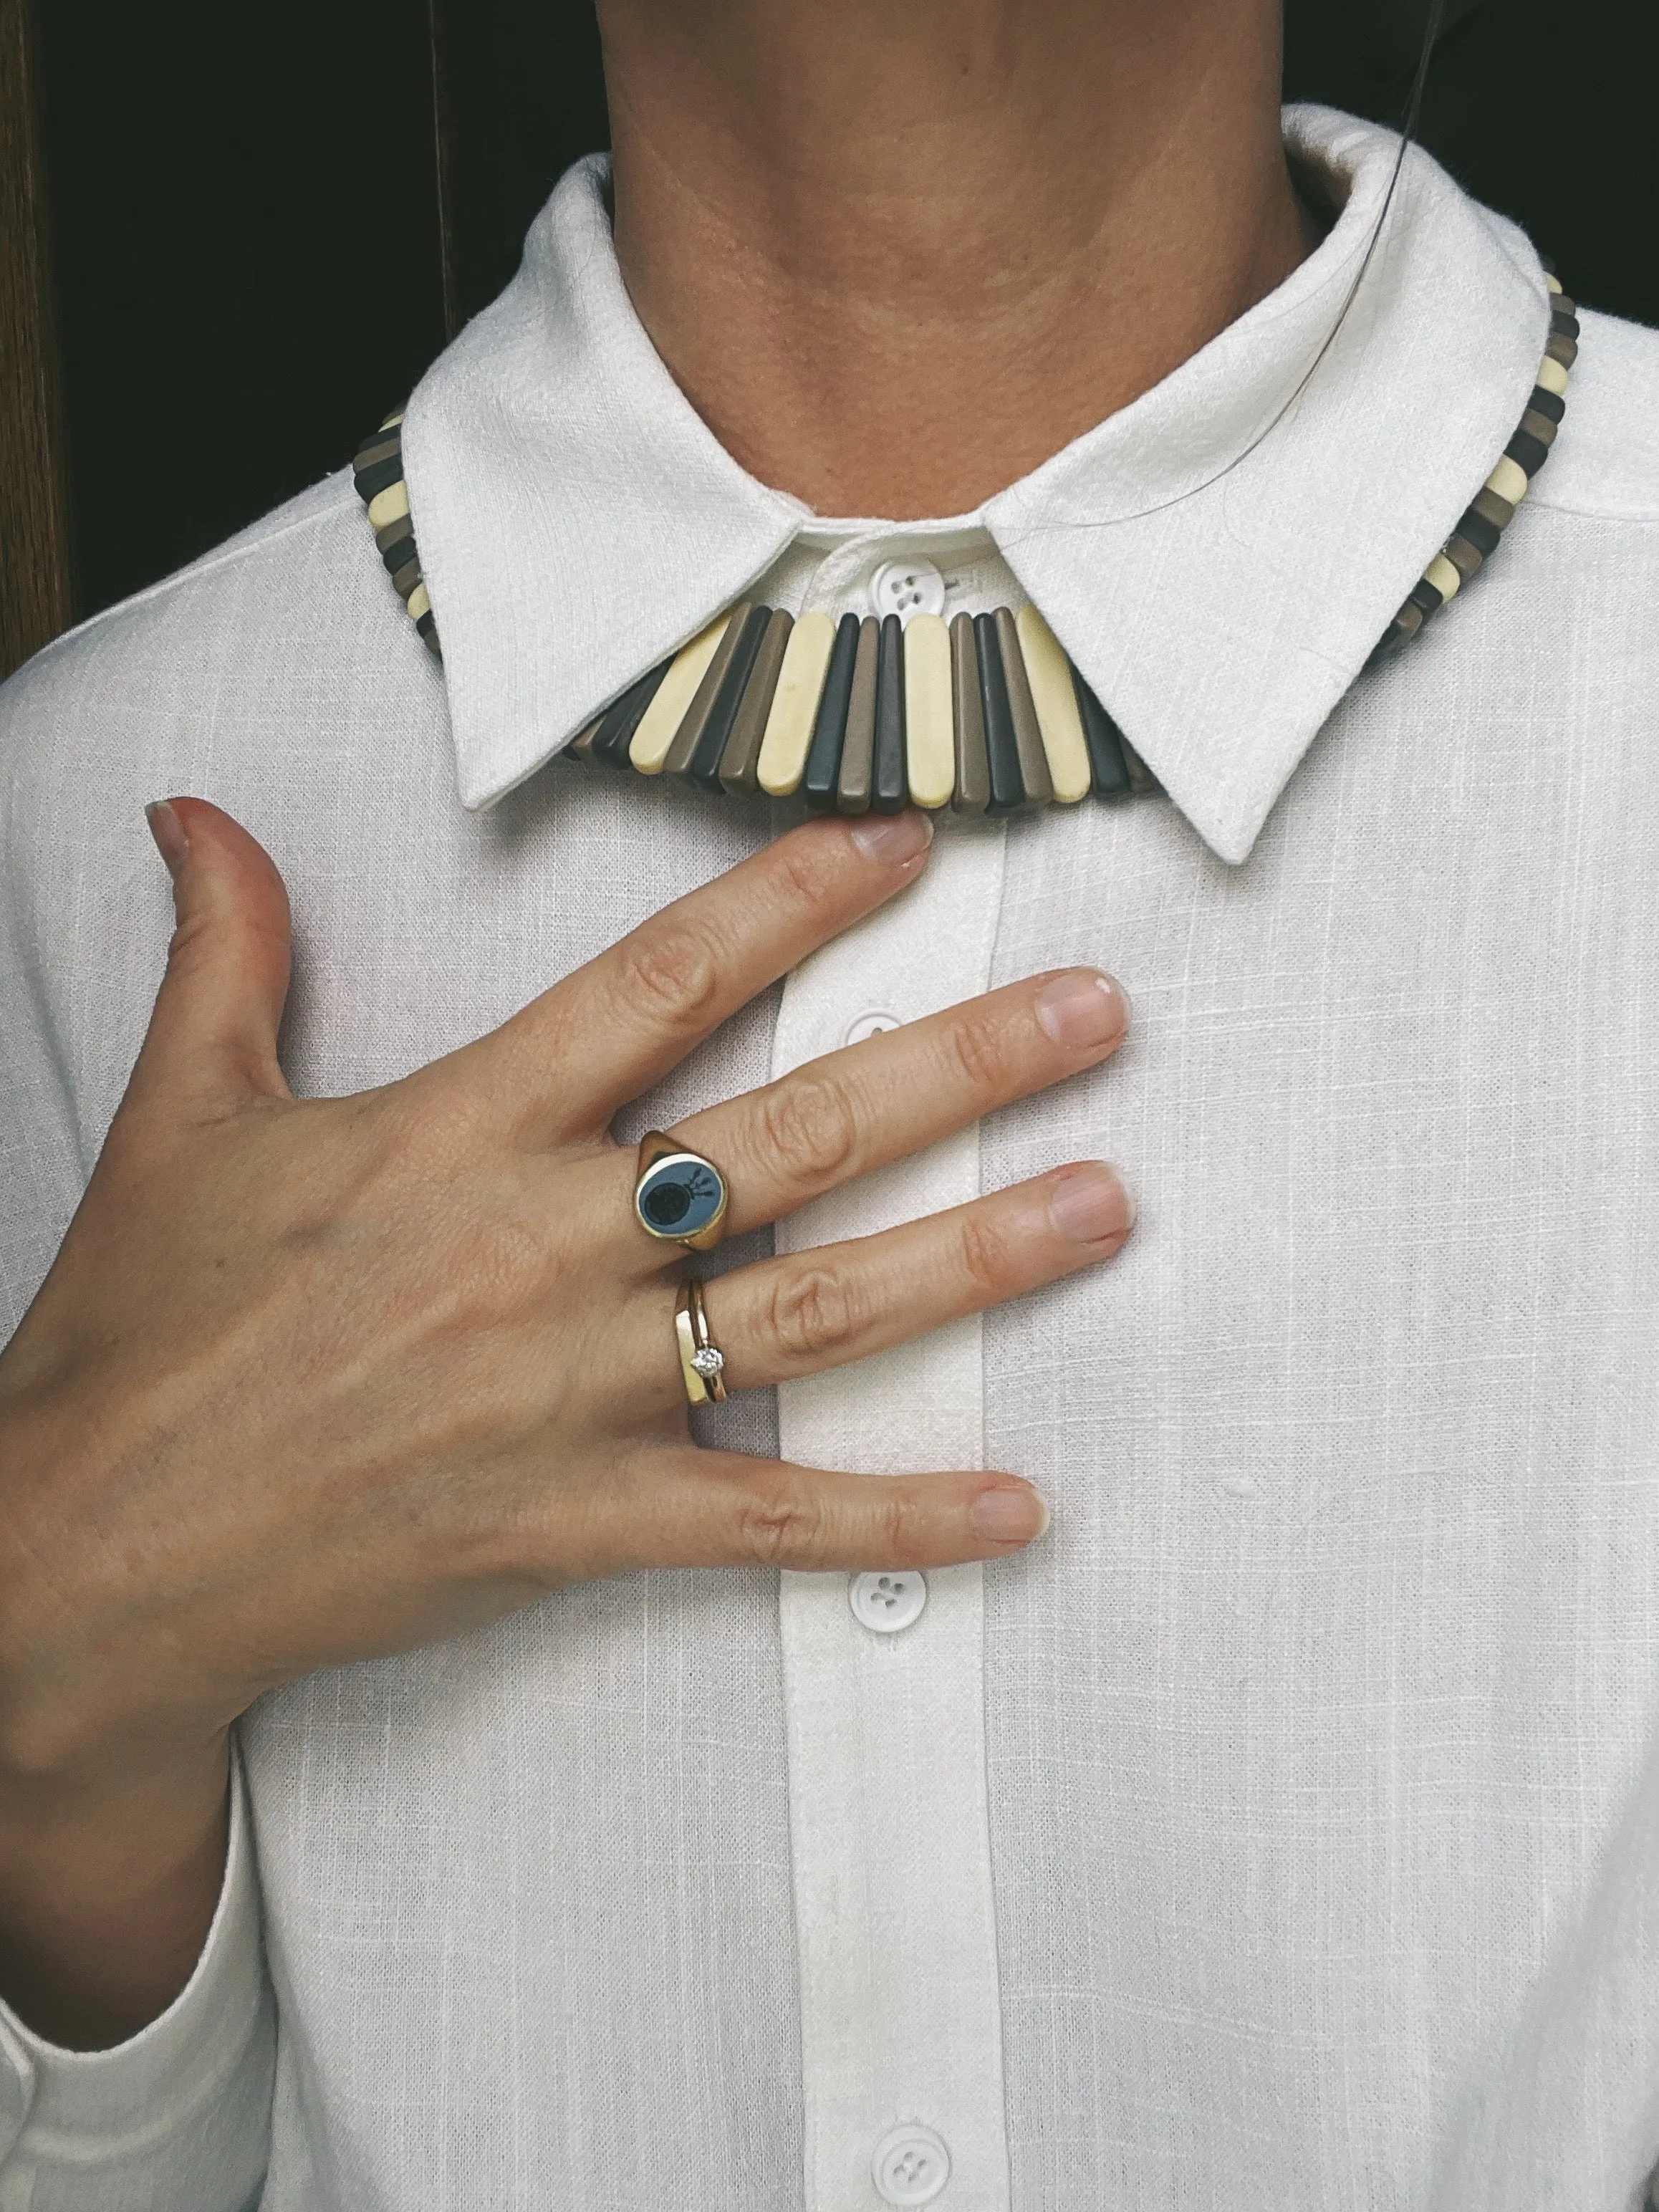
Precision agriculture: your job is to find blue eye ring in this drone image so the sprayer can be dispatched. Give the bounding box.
[633,1133,730,1252]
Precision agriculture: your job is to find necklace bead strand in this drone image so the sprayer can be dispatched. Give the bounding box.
[354,291,1572,811]
[1371,288,1573,659]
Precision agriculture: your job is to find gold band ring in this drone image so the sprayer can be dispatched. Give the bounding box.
[674,1279,728,1406]
[635,1130,729,1253]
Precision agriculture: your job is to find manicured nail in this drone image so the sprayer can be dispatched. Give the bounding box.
[850,809,934,865]
[970,1484,1049,1545]
[1048,1162,1135,1244]
[1035,969,1127,1049]
[145,799,188,878]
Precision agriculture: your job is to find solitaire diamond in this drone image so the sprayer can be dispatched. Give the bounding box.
[691,1347,725,1377]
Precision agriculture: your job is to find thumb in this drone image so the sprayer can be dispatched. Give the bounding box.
[128,797,294,1113]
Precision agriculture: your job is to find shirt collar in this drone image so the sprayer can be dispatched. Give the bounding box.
[403,105,1549,863]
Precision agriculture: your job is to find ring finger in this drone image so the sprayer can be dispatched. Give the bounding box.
[686,1159,1133,1394]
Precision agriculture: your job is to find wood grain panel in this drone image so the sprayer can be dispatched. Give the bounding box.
[0,0,72,680]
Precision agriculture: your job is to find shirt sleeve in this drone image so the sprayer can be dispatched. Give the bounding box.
[0,1747,276,2212]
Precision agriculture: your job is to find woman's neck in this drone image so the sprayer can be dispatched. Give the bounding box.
[597,0,1319,519]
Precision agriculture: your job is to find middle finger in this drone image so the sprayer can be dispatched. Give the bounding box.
[665,966,1128,1242]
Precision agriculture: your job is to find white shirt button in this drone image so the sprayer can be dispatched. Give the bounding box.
[843,1010,902,1047]
[872,2123,952,2204]
[869,557,946,622]
[850,1569,928,1635]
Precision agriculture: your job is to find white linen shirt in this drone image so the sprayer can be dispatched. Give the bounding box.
[4,104,1659,2212]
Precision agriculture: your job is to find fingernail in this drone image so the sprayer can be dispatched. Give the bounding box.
[145,799,188,878]
[1035,970,1128,1049]
[970,1484,1049,1545]
[1049,1162,1135,1244]
[850,810,934,865]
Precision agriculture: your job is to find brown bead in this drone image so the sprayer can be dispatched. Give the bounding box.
[1392,598,1426,641]
[354,431,403,475]
[1445,534,1484,582]
[567,716,605,761]
[390,557,423,599]
[1118,731,1159,796]
[1544,332,1579,369]
[662,605,754,776]
[1471,486,1515,532]
[836,617,881,814]
[993,607,1053,807]
[718,609,794,795]
[1520,406,1558,448]
[950,612,989,815]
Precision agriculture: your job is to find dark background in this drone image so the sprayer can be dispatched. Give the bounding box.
[19,0,1659,633]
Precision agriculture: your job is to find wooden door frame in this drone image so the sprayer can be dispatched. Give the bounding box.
[0,0,73,682]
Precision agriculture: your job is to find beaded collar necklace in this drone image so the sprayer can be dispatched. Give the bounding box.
[355,280,1577,819]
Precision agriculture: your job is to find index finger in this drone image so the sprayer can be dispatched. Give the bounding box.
[465,809,934,1140]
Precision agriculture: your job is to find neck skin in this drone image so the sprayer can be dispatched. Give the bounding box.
[597,0,1320,519]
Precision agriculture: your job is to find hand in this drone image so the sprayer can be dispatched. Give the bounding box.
[0,797,1130,2042]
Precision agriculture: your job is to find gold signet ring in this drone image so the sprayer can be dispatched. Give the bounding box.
[635,1131,729,1252]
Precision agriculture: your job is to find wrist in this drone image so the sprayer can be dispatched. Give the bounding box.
[0,1725,233,2049]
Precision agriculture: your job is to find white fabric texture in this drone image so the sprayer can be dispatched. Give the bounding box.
[1,102,1658,2211]
[771,830,1012,2210]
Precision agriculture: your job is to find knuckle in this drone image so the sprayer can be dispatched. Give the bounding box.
[946,1006,1014,1097]
[615,921,723,1034]
[769,835,841,913]
[957,1211,1014,1299]
[759,1072,861,1189]
[736,1481,831,1569]
[871,1486,925,1564]
[768,1264,860,1365]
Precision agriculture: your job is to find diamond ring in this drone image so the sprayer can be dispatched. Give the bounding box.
[674,1279,728,1406]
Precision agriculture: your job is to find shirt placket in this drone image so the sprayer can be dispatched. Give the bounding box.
[771,534,1011,2209]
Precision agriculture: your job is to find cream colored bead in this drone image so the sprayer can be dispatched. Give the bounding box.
[1485,455,1529,506]
[366,481,410,531]
[1014,604,1091,803]
[629,615,732,774]
[900,614,954,809]
[1424,553,1461,604]
[405,583,432,623]
[1536,354,1569,398]
[1546,273,1562,294]
[756,613,837,796]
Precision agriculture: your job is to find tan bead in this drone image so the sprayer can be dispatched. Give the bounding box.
[756,613,836,797]
[1546,273,1562,295]
[1014,605,1091,803]
[901,614,954,809]
[1485,456,1529,506]
[1424,553,1462,603]
[1535,354,1569,398]
[366,481,410,531]
[628,614,731,774]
